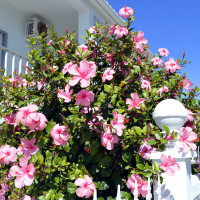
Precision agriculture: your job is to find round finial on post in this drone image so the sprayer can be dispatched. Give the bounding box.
[152,99,188,134]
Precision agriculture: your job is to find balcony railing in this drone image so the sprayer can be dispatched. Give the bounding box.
[0,45,29,78]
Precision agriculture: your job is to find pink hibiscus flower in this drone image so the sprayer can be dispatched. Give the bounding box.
[57,84,73,103]
[126,93,145,110]
[158,48,169,57]
[133,31,148,54]
[186,109,194,122]
[75,44,89,56]
[127,174,148,197]
[111,111,125,136]
[51,124,70,146]
[182,77,193,91]
[151,57,163,66]
[16,104,38,127]
[108,23,116,36]
[138,142,156,159]
[76,89,94,106]
[0,145,17,165]
[159,154,180,176]
[10,156,35,188]
[18,138,38,158]
[180,127,197,154]
[68,60,96,88]
[74,175,96,199]
[102,68,115,82]
[164,58,181,73]
[23,195,35,200]
[156,86,169,96]
[101,128,119,150]
[114,25,129,38]
[141,80,151,92]
[3,112,15,125]
[62,62,77,75]
[119,6,134,18]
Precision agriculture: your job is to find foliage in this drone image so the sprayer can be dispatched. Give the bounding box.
[0,9,200,200]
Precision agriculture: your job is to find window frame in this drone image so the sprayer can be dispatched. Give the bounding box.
[0,29,8,68]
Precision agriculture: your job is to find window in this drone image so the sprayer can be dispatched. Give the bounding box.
[0,30,7,68]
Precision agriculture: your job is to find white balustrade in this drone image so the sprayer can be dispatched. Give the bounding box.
[0,45,28,76]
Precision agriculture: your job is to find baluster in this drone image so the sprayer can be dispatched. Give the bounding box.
[197,146,199,163]
[18,58,22,74]
[11,54,15,78]
[157,175,162,200]
[93,189,97,200]
[116,185,121,200]
[134,179,139,200]
[25,61,29,74]
[4,51,8,76]
[146,177,152,200]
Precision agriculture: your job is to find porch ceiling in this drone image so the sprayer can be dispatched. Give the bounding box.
[5,0,87,22]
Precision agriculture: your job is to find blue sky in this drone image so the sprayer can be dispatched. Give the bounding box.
[107,0,200,88]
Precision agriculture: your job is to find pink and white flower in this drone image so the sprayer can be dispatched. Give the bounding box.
[138,142,156,159]
[151,57,163,66]
[156,86,169,96]
[126,93,145,110]
[159,154,180,176]
[68,60,96,88]
[114,25,128,38]
[182,77,193,91]
[74,175,96,199]
[127,174,148,197]
[51,124,70,146]
[141,80,151,92]
[75,90,94,106]
[62,62,78,75]
[180,127,197,154]
[0,145,17,165]
[57,84,73,103]
[3,112,15,125]
[164,58,181,73]
[158,48,169,57]
[10,156,35,188]
[18,138,38,158]
[119,6,134,18]
[111,111,125,136]
[101,127,119,150]
[102,68,115,82]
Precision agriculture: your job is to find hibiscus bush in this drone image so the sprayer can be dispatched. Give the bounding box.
[0,6,200,200]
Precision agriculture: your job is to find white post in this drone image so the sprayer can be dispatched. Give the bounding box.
[134,179,139,200]
[146,177,152,200]
[11,54,15,78]
[4,51,8,76]
[151,99,194,200]
[18,58,22,74]
[93,189,97,200]
[116,185,121,200]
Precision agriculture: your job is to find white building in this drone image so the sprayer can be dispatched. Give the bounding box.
[0,0,123,75]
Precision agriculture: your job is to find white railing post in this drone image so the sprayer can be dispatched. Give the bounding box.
[4,51,8,76]
[93,189,97,200]
[146,177,152,200]
[134,179,139,200]
[116,185,121,200]
[18,58,22,74]
[11,55,15,78]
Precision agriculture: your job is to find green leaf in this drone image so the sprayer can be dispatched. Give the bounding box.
[45,120,56,135]
[104,84,111,93]
[136,164,145,170]
[147,139,157,145]
[134,126,143,135]
[45,150,53,166]
[100,168,112,177]
[98,156,113,168]
[162,125,170,134]
[55,193,64,200]
[121,191,132,199]
[90,140,100,157]
[30,95,40,102]
[153,161,160,173]
[81,129,91,143]
[67,182,77,194]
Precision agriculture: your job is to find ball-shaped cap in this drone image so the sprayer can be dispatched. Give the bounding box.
[152,99,188,131]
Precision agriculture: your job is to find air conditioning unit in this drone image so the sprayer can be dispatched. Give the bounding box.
[26,17,47,38]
